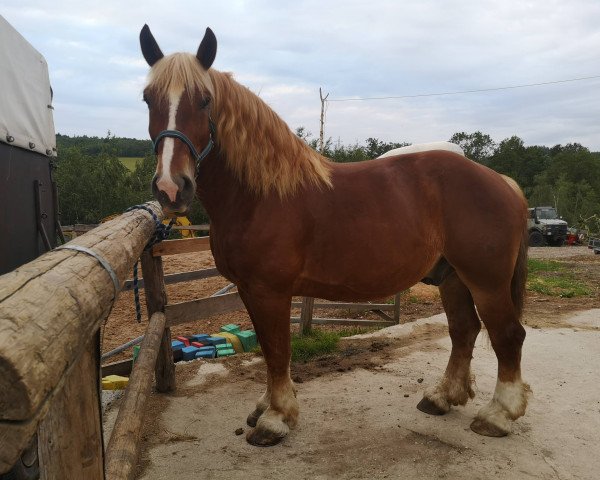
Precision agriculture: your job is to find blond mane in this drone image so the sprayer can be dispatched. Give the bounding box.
[146,53,332,197]
[147,53,214,100]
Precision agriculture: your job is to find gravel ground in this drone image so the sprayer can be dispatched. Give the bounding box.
[528,245,595,259]
[138,312,600,480]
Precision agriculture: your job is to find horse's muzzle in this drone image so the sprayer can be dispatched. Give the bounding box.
[152,174,195,216]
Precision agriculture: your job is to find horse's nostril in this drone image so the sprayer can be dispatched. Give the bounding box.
[155,177,179,203]
[182,175,193,192]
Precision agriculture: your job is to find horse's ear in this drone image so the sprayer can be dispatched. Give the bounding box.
[140,24,164,67]
[197,27,217,70]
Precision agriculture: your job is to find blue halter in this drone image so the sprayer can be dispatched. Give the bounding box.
[153,115,216,173]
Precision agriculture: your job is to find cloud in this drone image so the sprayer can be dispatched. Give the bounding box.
[2,0,600,148]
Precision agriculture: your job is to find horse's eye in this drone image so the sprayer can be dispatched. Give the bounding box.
[142,93,151,108]
[200,97,211,109]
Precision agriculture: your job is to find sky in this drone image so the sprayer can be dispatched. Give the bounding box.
[2,0,600,150]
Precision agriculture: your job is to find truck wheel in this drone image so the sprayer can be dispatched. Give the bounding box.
[552,237,565,247]
[528,231,545,247]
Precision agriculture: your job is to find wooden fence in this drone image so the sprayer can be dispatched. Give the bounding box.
[0,205,401,479]
[0,203,163,478]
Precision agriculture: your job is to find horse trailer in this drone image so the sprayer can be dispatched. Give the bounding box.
[0,15,62,276]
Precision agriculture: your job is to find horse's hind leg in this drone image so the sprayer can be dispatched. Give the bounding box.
[238,288,298,446]
[469,289,530,437]
[417,272,480,415]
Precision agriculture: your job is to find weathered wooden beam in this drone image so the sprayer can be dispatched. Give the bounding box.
[299,297,315,336]
[393,292,401,324]
[61,224,99,234]
[291,301,396,311]
[0,202,162,469]
[369,309,394,322]
[38,334,104,480]
[0,335,106,474]
[151,237,211,257]
[165,292,245,327]
[170,224,210,231]
[105,311,166,480]
[122,267,221,291]
[101,358,134,378]
[140,250,175,393]
[0,411,42,473]
[291,317,395,327]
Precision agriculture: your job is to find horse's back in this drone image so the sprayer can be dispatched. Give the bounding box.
[320,150,526,265]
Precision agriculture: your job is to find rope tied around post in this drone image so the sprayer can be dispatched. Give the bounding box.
[125,204,176,322]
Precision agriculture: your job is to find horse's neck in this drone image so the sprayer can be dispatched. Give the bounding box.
[195,152,253,225]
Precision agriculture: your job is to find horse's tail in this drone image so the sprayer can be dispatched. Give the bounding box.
[500,174,529,320]
[511,226,528,320]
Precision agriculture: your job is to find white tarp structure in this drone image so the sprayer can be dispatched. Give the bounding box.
[378,141,465,159]
[0,15,56,157]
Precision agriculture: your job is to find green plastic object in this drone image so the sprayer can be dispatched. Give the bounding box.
[220,324,241,334]
[234,330,258,352]
[216,343,234,350]
[133,345,141,363]
[217,348,236,357]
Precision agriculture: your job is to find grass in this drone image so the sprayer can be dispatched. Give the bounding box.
[291,330,339,362]
[527,259,562,274]
[119,157,143,172]
[387,291,420,304]
[290,327,375,362]
[527,259,592,298]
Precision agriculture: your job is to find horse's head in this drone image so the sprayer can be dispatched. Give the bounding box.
[139,25,217,216]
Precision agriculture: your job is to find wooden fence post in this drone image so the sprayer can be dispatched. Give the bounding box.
[105,312,167,479]
[140,250,175,392]
[38,333,104,479]
[393,292,401,324]
[299,296,315,336]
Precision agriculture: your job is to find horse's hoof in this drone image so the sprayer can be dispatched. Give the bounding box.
[246,409,263,427]
[470,418,509,437]
[245,427,285,446]
[416,397,447,416]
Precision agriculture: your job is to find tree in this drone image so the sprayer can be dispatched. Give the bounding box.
[488,135,526,179]
[295,127,318,150]
[487,136,550,194]
[546,144,600,192]
[362,138,410,159]
[55,147,131,224]
[449,131,496,164]
[126,154,156,205]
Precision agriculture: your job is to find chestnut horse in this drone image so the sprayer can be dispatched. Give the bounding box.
[139,25,530,446]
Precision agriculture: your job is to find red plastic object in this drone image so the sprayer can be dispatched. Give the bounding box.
[191,342,205,348]
[176,336,190,347]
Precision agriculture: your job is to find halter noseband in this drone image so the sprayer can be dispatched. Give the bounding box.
[153,116,216,173]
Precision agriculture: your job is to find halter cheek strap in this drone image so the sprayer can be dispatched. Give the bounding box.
[153,116,217,173]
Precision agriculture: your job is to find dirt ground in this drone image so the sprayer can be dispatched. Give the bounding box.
[101,246,600,479]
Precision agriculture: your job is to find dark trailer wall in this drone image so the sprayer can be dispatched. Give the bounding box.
[0,15,59,275]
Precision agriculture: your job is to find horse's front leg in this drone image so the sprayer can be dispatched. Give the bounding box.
[238,288,298,446]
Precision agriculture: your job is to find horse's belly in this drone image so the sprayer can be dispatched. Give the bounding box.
[294,244,439,301]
